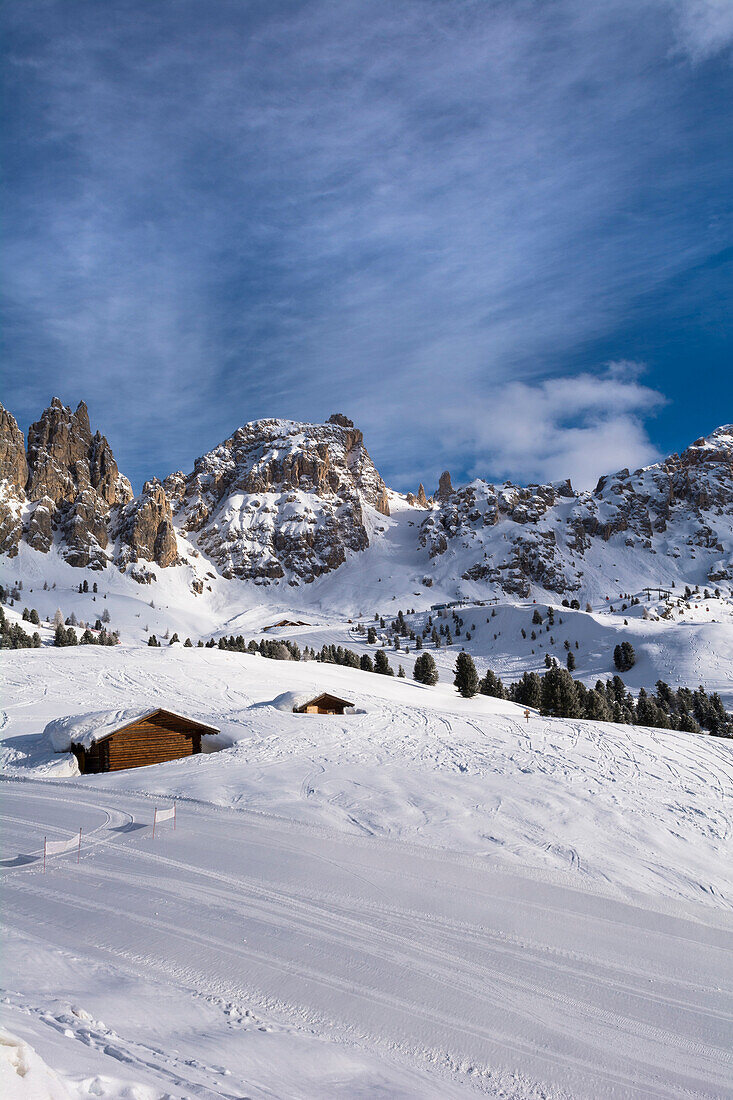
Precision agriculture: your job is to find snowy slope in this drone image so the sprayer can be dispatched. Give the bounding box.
[4,539,733,706]
[1,646,733,1097]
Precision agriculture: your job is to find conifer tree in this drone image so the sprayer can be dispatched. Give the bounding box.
[374,649,394,676]
[479,669,505,698]
[613,641,636,671]
[454,652,479,697]
[413,652,439,685]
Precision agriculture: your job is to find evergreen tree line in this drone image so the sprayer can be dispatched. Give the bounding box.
[206,634,407,675]
[474,661,731,737]
[0,605,41,649]
[54,624,119,647]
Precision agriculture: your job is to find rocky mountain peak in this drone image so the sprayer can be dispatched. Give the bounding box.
[419,423,733,598]
[25,398,131,508]
[174,414,388,582]
[406,483,430,508]
[2,402,733,599]
[0,404,29,494]
[0,398,137,568]
[437,470,453,501]
[0,404,28,557]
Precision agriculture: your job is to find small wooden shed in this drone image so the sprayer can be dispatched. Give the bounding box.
[294,692,353,715]
[67,708,220,774]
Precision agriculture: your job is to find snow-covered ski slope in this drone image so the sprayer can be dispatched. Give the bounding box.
[2,646,733,1098]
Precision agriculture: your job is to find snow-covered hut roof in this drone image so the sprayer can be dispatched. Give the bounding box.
[270,691,318,713]
[269,690,361,714]
[44,708,220,752]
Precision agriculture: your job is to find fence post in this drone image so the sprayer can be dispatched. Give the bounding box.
[77,827,82,863]
[153,808,157,839]
[43,837,47,873]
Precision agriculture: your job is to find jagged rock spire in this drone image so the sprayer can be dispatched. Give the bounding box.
[437,470,453,501]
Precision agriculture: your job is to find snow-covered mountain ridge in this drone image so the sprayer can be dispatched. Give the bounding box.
[422,423,733,598]
[1,398,732,600]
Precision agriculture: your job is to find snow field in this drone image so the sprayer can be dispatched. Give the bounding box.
[2,646,732,907]
[2,557,733,1095]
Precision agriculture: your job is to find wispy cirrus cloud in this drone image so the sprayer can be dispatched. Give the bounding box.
[1,0,731,490]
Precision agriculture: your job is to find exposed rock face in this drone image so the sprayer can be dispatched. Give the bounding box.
[419,424,733,596]
[0,397,179,570]
[437,471,453,501]
[407,483,429,508]
[0,405,28,556]
[17,398,134,568]
[0,406,28,491]
[26,496,55,553]
[113,479,179,571]
[173,416,389,583]
[26,399,131,508]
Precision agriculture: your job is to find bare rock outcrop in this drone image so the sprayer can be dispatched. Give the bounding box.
[437,470,453,501]
[18,398,134,568]
[114,479,179,571]
[26,399,131,507]
[0,405,28,491]
[0,405,28,556]
[407,483,430,508]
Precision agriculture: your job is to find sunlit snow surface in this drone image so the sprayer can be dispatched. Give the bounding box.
[2,646,732,1099]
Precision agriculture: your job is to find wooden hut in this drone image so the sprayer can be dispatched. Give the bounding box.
[66,708,220,774]
[263,619,309,632]
[294,692,354,715]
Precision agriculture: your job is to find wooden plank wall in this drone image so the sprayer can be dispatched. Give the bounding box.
[82,715,202,773]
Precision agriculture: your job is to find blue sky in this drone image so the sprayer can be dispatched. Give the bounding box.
[2,0,732,493]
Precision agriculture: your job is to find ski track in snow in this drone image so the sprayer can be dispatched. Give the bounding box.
[3,784,733,1100]
[1,647,733,1098]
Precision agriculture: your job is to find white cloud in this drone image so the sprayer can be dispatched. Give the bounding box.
[450,368,667,490]
[665,0,733,60]
[604,359,648,381]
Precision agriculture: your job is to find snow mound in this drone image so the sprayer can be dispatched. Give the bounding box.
[0,1029,73,1100]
